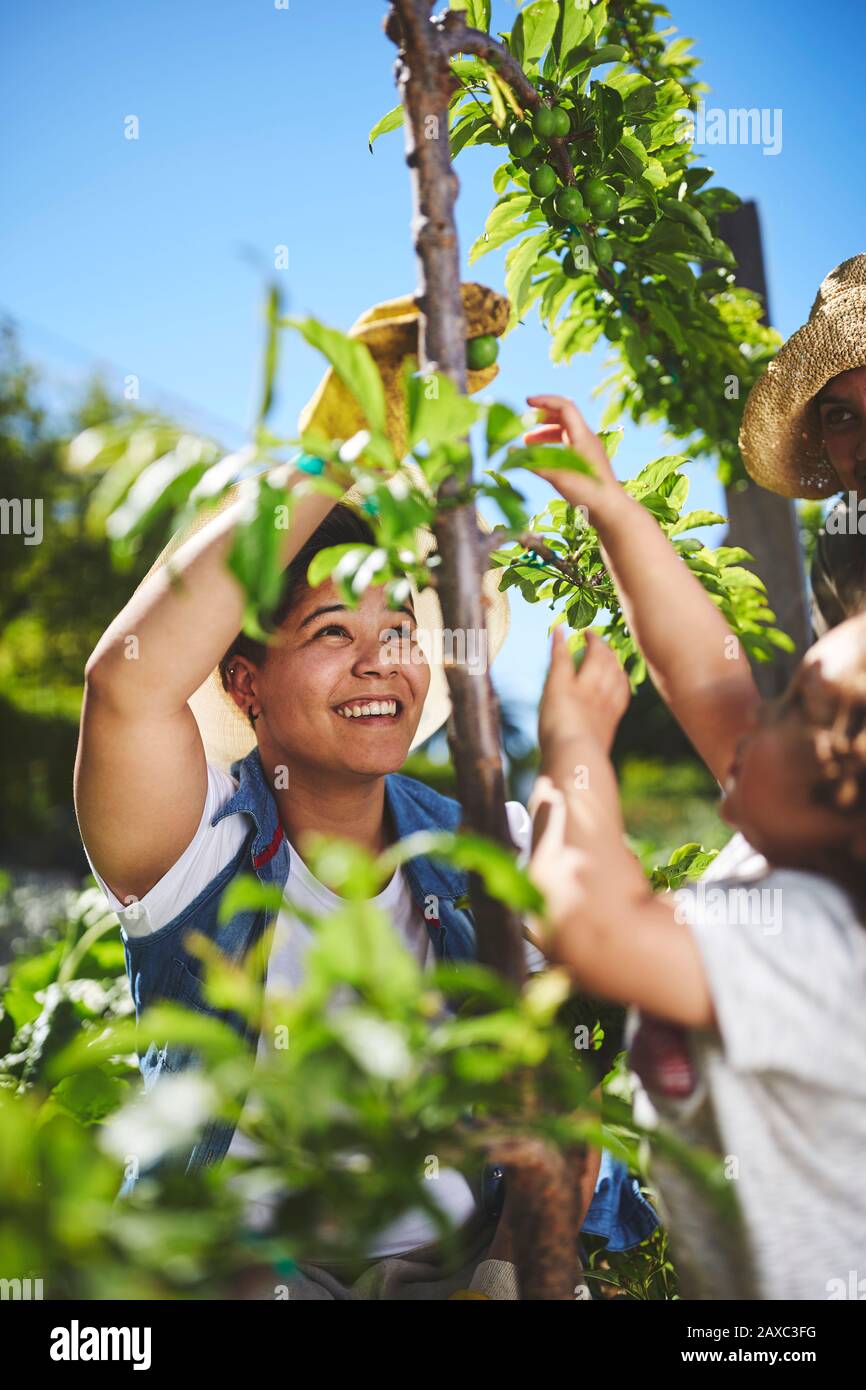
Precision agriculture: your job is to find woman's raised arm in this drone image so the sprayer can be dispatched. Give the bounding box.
[74,469,339,906]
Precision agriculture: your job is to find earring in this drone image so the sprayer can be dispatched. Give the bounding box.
[249,709,260,723]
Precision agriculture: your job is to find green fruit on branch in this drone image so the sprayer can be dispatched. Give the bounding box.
[532,105,559,140]
[583,178,620,219]
[541,194,566,226]
[521,147,545,171]
[466,334,500,370]
[554,187,587,223]
[549,105,571,138]
[562,250,584,279]
[507,122,534,159]
[594,236,615,266]
[529,163,557,198]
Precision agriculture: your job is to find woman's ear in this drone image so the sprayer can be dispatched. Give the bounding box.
[223,656,258,711]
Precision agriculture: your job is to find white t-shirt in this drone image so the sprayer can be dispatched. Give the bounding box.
[629,832,866,1300]
[85,764,542,1258]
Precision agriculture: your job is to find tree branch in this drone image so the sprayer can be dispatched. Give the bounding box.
[436,11,576,188]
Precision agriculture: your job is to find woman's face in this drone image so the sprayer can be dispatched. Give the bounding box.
[240,578,431,778]
[720,620,865,864]
[816,364,866,492]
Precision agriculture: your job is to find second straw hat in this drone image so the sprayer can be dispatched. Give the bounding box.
[739,254,866,499]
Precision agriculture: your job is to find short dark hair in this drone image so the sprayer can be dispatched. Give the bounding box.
[218,502,376,725]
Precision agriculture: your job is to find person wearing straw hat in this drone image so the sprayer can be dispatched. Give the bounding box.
[73,283,655,1298]
[739,254,866,637]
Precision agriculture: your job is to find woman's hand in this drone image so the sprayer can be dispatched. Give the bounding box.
[538,626,631,761]
[524,394,621,522]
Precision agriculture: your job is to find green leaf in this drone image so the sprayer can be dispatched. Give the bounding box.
[255,286,281,431]
[379,830,543,913]
[613,130,649,180]
[450,0,491,29]
[670,509,726,535]
[555,2,594,69]
[645,299,688,354]
[577,43,628,73]
[284,316,387,436]
[512,0,558,66]
[227,477,288,623]
[604,71,655,116]
[660,196,714,247]
[368,105,403,151]
[406,371,481,451]
[451,112,497,160]
[52,1070,128,1124]
[591,83,625,160]
[469,0,492,29]
[502,442,594,477]
[566,591,598,629]
[486,402,525,457]
[304,542,374,590]
[626,454,689,499]
[481,62,508,127]
[470,192,534,264]
[505,230,552,323]
[646,252,695,295]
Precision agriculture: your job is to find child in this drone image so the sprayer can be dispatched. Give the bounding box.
[524,394,866,1301]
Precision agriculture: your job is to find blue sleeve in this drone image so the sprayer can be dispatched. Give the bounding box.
[580,1148,658,1252]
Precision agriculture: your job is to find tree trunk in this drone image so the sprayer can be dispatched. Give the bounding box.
[386,0,581,1302]
[388,0,525,985]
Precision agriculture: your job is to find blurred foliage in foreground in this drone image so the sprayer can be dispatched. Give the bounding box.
[0,861,733,1299]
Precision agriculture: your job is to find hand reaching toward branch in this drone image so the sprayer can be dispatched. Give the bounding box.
[538,626,631,762]
[527,627,637,952]
[522,392,762,787]
[524,394,621,525]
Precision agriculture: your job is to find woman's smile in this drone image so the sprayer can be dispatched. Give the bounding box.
[332,695,405,724]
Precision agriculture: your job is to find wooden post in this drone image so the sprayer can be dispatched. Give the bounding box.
[718,202,811,693]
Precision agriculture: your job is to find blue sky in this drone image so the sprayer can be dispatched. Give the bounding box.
[3,0,865,714]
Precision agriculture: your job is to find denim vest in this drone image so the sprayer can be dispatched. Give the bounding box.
[119,745,656,1249]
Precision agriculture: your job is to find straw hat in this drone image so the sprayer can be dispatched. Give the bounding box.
[299,281,511,460]
[141,284,512,769]
[739,254,866,499]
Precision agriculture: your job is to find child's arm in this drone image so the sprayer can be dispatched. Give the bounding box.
[524,394,761,788]
[529,627,715,1030]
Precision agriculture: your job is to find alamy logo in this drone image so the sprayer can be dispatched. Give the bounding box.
[678,100,783,156]
[674,882,783,934]
[0,497,43,545]
[0,1276,43,1299]
[49,1320,152,1371]
[826,493,866,535]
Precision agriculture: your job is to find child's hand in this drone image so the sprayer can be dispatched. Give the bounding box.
[538,627,631,760]
[524,394,621,519]
[526,774,587,953]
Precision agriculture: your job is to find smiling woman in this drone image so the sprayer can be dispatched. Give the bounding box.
[73,452,528,1276]
[73,439,658,1292]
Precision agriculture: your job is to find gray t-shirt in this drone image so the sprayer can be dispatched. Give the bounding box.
[628,833,866,1300]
